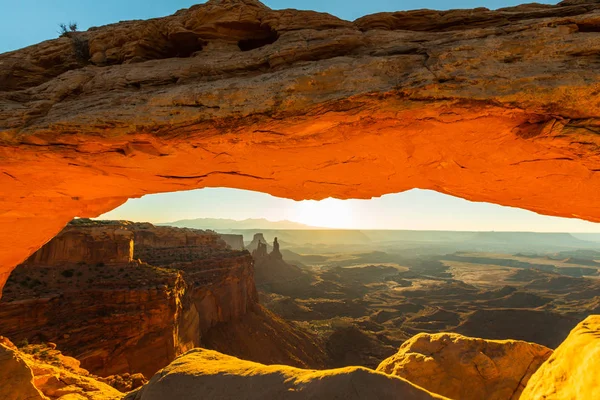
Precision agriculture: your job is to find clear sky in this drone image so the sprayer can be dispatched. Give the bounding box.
[6,0,588,232]
[0,0,556,53]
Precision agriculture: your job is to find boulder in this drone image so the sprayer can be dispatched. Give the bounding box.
[520,315,600,400]
[126,348,447,400]
[376,332,552,400]
[0,339,45,400]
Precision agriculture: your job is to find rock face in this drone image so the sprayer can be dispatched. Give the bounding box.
[125,348,447,400]
[23,223,134,266]
[377,332,552,400]
[0,338,45,400]
[246,233,270,253]
[521,315,600,400]
[0,220,258,378]
[0,219,329,377]
[0,337,122,400]
[219,234,245,250]
[251,236,308,290]
[4,0,600,295]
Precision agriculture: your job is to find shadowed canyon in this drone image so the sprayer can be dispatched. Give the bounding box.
[2,0,600,398]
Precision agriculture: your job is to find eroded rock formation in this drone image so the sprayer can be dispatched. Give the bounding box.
[0,337,122,400]
[0,220,258,377]
[520,315,600,400]
[0,338,45,400]
[3,0,600,295]
[219,234,245,250]
[247,233,269,253]
[0,219,330,377]
[251,235,308,291]
[125,348,447,400]
[376,332,552,400]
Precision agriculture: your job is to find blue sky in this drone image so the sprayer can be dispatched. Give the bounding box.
[0,0,556,52]
[6,0,590,232]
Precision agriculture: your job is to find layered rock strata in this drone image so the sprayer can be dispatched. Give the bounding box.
[5,0,600,295]
[0,220,257,378]
[0,337,122,400]
[520,315,600,400]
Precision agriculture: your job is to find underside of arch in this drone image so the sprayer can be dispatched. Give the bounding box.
[2,0,600,295]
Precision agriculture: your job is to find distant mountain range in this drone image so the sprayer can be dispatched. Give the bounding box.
[158,218,316,231]
[157,217,600,252]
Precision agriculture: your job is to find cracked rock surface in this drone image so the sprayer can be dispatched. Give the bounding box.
[3,0,600,295]
[376,332,552,400]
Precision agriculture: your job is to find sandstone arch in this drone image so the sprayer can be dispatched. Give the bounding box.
[2,0,600,295]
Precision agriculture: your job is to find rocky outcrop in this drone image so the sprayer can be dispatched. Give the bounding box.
[0,338,45,400]
[0,337,122,400]
[0,258,190,378]
[251,236,309,291]
[520,315,600,400]
[0,220,258,378]
[4,1,600,295]
[24,223,133,266]
[125,348,447,400]
[219,234,245,250]
[246,233,270,253]
[377,332,552,400]
[252,241,268,258]
[271,237,282,260]
[0,219,331,378]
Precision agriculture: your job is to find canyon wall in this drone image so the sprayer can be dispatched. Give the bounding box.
[0,220,257,378]
[3,0,600,295]
[219,234,245,250]
[23,223,133,266]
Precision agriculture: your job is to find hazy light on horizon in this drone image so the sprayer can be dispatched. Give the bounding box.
[97,188,600,232]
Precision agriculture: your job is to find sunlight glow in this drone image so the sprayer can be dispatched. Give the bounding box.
[290,198,356,229]
[97,188,600,232]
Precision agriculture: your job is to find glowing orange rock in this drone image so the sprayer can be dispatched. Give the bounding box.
[520,315,600,400]
[377,332,552,400]
[3,0,600,296]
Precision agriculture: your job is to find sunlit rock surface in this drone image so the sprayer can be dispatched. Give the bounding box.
[125,348,447,400]
[377,332,552,400]
[3,0,600,294]
[520,315,600,400]
[0,338,45,400]
[0,337,122,400]
[0,220,257,377]
[0,219,329,377]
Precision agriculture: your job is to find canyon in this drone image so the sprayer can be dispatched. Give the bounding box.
[4,220,595,398]
[0,220,325,379]
[2,0,600,398]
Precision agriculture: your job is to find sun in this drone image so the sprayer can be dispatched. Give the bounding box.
[290,198,355,229]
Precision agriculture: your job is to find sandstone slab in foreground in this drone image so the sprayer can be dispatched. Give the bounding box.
[520,315,600,400]
[0,337,122,400]
[0,338,45,400]
[376,332,552,400]
[126,348,448,400]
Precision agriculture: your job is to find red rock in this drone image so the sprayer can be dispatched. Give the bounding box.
[2,0,600,300]
[0,220,257,378]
